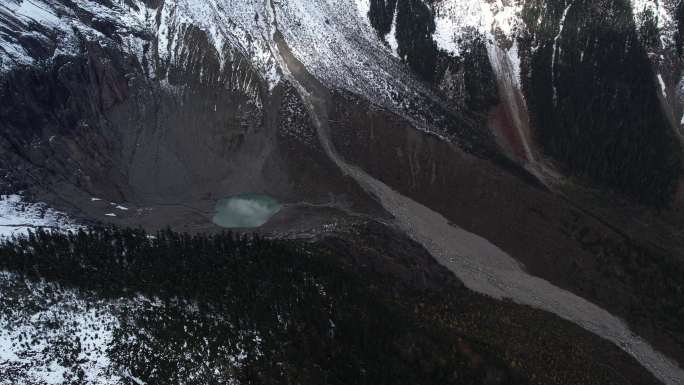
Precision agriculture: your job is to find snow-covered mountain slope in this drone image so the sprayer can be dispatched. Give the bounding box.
[0,272,125,384]
[5,0,675,158]
[1,0,680,133]
[0,271,260,385]
[0,0,275,105]
[0,194,77,239]
[0,0,469,139]
[0,0,151,73]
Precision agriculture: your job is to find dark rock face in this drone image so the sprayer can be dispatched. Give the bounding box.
[0,43,134,197]
[0,17,378,230]
[366,0,683,207]
[520,0,683,207]
[394,0,439,82]
[368,0,399,35]
[458,34,500,112]
[0,29,263,203]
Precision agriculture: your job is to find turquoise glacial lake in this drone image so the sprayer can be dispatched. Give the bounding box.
[212,194,281,228]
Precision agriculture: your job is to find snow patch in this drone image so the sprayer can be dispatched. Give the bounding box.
[433,0,523,57]
[508,40,522,89]
[354,0,370,20]
[0,195,78,239]
[13,0,61,26]
[631,0,673,29]
[658,73,668,98]
[386,4,399,57]
[0,273,123,385]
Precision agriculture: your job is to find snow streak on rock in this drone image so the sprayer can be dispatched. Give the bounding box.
[386,4,400,57]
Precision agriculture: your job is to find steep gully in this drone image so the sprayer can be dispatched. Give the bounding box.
[264,2,684,383]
